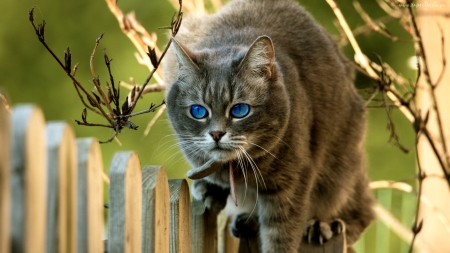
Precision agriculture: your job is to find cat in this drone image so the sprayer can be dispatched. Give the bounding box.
[162,0,375,252]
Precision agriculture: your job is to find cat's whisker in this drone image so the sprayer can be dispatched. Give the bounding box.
[155,138,198,161]
[239,146,267,191]
[248,142,279,160]
[160,148,187,167]
[238,146,259,221]
[159,137,207,167]
[235,149,248,205]
[264,133,292,150]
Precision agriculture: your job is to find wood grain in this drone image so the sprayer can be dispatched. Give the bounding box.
[45,122,77,253]
[11,105,47,253]
[108,151,142,253]
[169,179,191,253]
[191,199,218,253]
[141,165,170,253]
[76,138,104,253]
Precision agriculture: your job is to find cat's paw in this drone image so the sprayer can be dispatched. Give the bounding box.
[231,213,259,238]
[191,179,229,214]
[303,219,344,245]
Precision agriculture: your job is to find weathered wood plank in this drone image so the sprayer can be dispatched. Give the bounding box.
[169,179,191,253]
[45,122,77,253]
[191,199,218,253]
[299,233,345,253]
[237,223,346,253]
[76,138,104,253]
[217,211,239,253]
[108,152,142,253]
[11,105,47,253]
[225,218,240,253]
[141,165,170,253]
[0,90,11,253]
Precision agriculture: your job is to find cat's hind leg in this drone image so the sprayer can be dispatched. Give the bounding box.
[231,212,259,238]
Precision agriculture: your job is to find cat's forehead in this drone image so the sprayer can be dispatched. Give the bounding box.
[203,74,233,105]
[197,49,242,103]
[197,46,244,71]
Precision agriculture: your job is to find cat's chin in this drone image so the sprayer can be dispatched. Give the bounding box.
[210,150,237,163]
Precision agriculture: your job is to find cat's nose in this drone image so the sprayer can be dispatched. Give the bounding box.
[209,131,226,142]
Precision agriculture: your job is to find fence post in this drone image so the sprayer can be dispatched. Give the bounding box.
[109,151,142,253]
[45,122,77,253]
[0,91,10,253]
[169,179,191,253]
[76,138,104,253]
[11,105,47,253]
[191,199,218,253]
[217,212,239,253]
[141,165,170,253]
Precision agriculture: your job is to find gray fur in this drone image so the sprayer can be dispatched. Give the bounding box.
[162,0,375,252]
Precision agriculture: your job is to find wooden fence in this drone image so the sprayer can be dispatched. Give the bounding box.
[1,103,356,253]
[0,104,237,253]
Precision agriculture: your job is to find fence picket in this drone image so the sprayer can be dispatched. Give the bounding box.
[0,92,11,253]
[141,165,170,253]
[11,105,47,253]
[217,213,239,253]
[45,122,77,253]
[191,199,218,253]
[76,138,104,253]
[169,179,191,253]
[108,151,142,253]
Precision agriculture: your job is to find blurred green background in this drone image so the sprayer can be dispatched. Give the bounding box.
[0,0,418,252]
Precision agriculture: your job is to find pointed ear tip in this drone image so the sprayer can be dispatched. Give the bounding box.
[254,36,274,51]
[257,35,273,43]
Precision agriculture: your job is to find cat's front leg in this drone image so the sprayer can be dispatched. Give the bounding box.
[191,179,229,214]
[303,219,344,245]
[258,194,308,253]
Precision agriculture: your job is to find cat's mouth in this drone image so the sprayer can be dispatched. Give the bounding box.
[186,159,239,206]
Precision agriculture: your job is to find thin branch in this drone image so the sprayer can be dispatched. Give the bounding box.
[432,23,447,88]
[353,1,413,42]
[144,104,167,136]
[408,150,425,253]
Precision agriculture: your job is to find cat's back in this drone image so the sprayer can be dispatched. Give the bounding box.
[173,0,327,53]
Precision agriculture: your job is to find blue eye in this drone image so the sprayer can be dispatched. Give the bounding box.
[230,103,250,118]
[190,105,208,119]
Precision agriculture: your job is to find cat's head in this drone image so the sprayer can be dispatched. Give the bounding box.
[165,36,289,179]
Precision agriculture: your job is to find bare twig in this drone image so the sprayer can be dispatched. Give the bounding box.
[408,122,426,253]
[353,1,413,42]
[29,1,183,143]
[144,104,167,136]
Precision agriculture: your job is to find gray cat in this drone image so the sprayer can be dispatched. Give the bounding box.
[162,0,375,252]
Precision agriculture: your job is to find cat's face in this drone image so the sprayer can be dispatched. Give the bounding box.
[166,36,289,176]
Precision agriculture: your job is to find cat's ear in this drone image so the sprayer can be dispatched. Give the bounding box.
[239,36,275,78]
[171,37,200,72]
